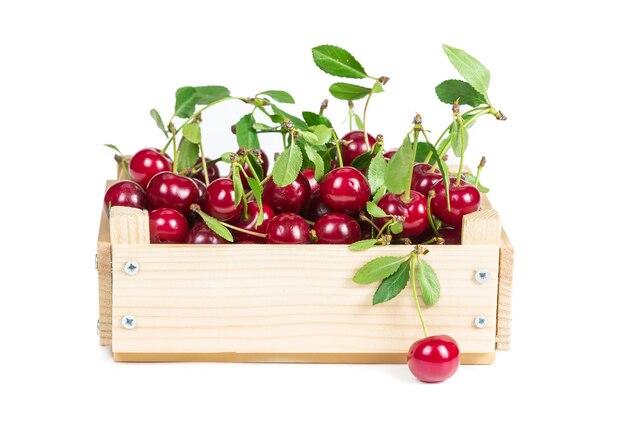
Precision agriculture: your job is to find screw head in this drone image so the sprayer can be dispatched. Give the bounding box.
[124,261,139,276]
[474,316,487,329]
[122,315,136,329]
[474,269,489,284]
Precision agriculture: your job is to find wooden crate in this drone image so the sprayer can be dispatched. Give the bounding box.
[97,180,513,364]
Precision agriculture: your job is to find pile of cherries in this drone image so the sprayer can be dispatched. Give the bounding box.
[104,130,480,247]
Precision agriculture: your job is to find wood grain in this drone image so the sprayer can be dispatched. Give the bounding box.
[496,229,514,350]
[462,209,501,246]
[96,180,115,346]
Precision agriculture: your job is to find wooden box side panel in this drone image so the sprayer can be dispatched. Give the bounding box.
[496,230,514,350]
[111,244,500,358]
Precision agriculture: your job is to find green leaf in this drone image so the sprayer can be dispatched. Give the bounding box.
[174,86,196,118]
[450,118,469,158]
[182,122,202,144]
[246,153,265,180]
[366,201,388,218]
[442,44,491,97]
[349,239,378,251]
[372,185,386,203]
[309,125,333,145]
[302,144,325,181]
[302,111,333,128]
[390,221,403,234]
[193,85,231,105]
[415,142,434,163]
[426,142,451,210]
[372,81,384,94]
[353,256,407,285]
[246,176,265,227]
[373,260,410,305]
[417,257,440,306]
[329,83,372,100]
[300,131,319,145]
[150,109,168,137]
[435,79,487,107]
[177,138,200,171]
[465,174,489,193]
[258,90,295,104]
[385,134,414,194]
[103,144,122,154]
[196,211,234,242]
[221,152,235,163]
[367,151,387,193]
[351,150,372,169]
[232,166,244,205]
[311,45,368,79]
[354,113,364,130]
[271,104,308,131]
[273,145,303,186]
[252,122,276,131]
[236,113,260,149]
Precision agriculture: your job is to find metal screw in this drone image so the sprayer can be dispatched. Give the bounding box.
[94,254,98,270]
[474,269,489,284]
[122,315,136,329]
[474,316,487,329]
[124,261,139,276]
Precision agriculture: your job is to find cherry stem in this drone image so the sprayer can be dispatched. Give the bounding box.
[172,134,179,173]
[403,127,420,201]
[198,141,210,186]
[455,118,465,186]
[362,86,375,151]
[331,130,344,167]
[376,218,396,239]
[475,156,486,183]
[410,253,429,338]
[244,155,262,183]
[427,191,440,237]
[232,163,249,219]
[281,132,288,149]
[359,214,381,234]
[220,221,267,239]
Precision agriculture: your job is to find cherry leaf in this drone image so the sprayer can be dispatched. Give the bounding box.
[373,260,410,305]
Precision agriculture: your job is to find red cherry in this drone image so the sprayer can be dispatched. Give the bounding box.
[149,208,188,243]
[340,131,376,166]
[262,173,311,214]
[242,149,269,189]
[407,335,460,383]
[319,167,370,213]
[431,179,481,228]
[302,167,320,193]
[411,163,442,196]
[192,157,220,183]
[360,220,374,239]
[377,191,428,238]
[383,150,397,161]
[200,178,242,221]
[302,189,330,221]
[233,201,275,243]
[146,172,199,216]
[439,227,461,245]
[129,148,172,188]
[104,181,148,214]
[184,222,227,244]
[265,213,311,244]
[314,213,361,244]
[191,178,207,200]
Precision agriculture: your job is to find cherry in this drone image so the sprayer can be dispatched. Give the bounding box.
[263,173,311,214]
[302,189,330,221]
[200,178,242,222]
[319,167,370,213]
[242,149,269,189]
[377,191,428,238]
[192,157,220,183]
[383,150,397,161]
[407,335,460,383]
[146,172,199,216]
[104,181,148,214]
[411,163,442,197]
[360,220,374,240]
[191,177,207,200]
[265,213,311,244]
[439,227,461,245]
[431,179,481,228]
[129,148,172,188]
[149,208,188,243]
[184,222,227,244]
[233,201,276,243]
[314,213,360,244]
[341,131,376,166]
[302,167,320,193]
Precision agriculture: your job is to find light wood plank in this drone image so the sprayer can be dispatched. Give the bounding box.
[109,206,150,245]
[462,209,501,246]
[96,180,115,346]
[496,229,514,350]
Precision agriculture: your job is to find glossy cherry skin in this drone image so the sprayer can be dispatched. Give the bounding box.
[411,163,442,197]
[377,191,428,238]
[265,213,311,244]
[191,178,207,200]
[200,178,242,222]
[242,149,269,189]
[263,173,311,214]
[192,158,220,183]
[146,172,199,216]
[341,131,376,166]
[431,179,481,228]
[302,167,320,193]
[319,167,370,213]
[233,202,275,243]
[149,208,189,243]
[407,335,460,383]
[129,148,172,188]
[104,181,148,214]
[314,213,361,244]
[302,189,330,221]
[184,222,227,244]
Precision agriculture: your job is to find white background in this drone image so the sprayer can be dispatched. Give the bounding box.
[1,0,624,440]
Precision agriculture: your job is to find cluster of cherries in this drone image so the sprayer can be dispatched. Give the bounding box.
[104,130,480,251]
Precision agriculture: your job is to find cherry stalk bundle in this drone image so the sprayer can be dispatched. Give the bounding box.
[103,44,506,382]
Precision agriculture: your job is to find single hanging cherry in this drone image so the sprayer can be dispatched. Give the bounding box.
[407,335,460,383]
